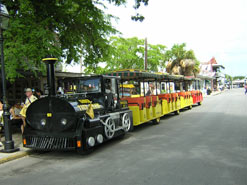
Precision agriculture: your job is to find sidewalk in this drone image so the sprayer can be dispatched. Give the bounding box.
[211,90,222,96]
[0,131,31,164]
[203,90,223,98]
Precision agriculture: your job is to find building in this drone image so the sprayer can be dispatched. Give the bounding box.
[198,58,215,94]
[232,79,245,88]
[0,70,83,105]
[198,57,225,93]
[212,63,225,90]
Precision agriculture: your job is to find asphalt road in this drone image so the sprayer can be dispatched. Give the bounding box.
[0,88,247,185]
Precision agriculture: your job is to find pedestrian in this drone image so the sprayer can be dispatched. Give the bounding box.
[34,88,43,99]
[10,103,23,120]
[57,86,64,95]
[9,103,23,129]
[245,84,247,95]
[207,87,211,95]
[20,88,37,133]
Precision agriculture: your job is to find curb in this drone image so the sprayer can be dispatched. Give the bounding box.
[0,150,31,164]
[212,92,222,96]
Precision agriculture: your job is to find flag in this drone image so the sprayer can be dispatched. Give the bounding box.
[20,105,28,118]
[86,103,94,119]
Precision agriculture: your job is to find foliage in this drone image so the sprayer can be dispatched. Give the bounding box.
[146,43,166,71]
[2,0,149,80]
[233,76,245,80]
[225,74,233,82]
[193,59,201,75]
[107,37,145,70]
[163,43,200,76]
[84,37,166,74]
[163,43,196,64]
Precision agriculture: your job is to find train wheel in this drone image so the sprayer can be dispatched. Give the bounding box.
[188,105,192,109]
[104,117,115,139]
[152,117,160,124]
[175,110,180,115]
[198,102,202,106]
[122,113,133,132]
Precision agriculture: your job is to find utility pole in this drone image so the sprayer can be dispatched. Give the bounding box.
[80,56,83,73]
[80,45,83,73]
[144,37,148,70]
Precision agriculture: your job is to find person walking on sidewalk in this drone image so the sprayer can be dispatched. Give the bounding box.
[20,88,37,133]
[245,84,247,95]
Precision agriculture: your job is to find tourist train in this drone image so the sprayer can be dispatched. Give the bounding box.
[22,58,203,153]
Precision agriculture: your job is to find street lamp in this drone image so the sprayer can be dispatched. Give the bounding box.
[0,2,19,153]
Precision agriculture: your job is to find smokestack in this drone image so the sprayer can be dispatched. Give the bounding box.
[42,57,58,96]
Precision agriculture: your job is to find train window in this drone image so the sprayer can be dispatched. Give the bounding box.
[111,78,117,94]
[174,82,181,92]
[63,81,77,93]
[119,83,136,97]
[104,78,117,94]
[79,78,101,93]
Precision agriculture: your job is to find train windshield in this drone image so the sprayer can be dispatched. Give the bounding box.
[79,78,101,93]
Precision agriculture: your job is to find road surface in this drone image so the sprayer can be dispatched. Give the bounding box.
[0,88,246,185]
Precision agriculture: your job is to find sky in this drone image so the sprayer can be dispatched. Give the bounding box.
[67,0,247,76]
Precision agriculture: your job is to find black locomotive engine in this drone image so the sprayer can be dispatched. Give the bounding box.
[22,58,133,153]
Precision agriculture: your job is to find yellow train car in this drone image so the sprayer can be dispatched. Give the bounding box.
[107,70,203,127]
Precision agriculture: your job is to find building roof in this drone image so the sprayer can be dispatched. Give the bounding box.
[209,57,217,64]
[55,71,84,78]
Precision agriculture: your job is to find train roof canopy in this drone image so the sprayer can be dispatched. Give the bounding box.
[107,69,183,82]
[107,69,201,82]
[62,75,120,82]
[107,69,164,81]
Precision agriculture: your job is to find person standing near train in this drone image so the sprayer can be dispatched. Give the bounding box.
[20,88,37,133]
[245,84,247,95]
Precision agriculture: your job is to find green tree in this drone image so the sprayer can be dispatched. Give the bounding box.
[233,76,245,80]
[107,37,145,70]
[146,43,166,71]
[163,43,196,64]
[85,37,166,73]
[163,43,200,76]
[3,0,149,79]
[225,74,233,82]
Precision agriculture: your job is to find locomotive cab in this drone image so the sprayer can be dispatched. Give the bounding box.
[22,58,133,153]
[62,75,122,112]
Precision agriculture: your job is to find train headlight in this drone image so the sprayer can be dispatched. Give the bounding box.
[40,119,46,126]
[61,118,67,125]
[96,134,103,144]
[88,137,95,147]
